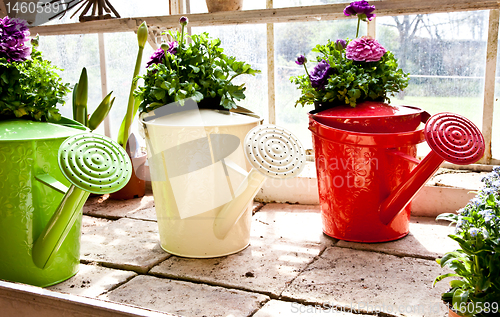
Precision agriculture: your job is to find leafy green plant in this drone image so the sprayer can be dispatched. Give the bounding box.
[291,41,409,108]
[136,17,260,114]
[72,67,115,132]
[434,166,500,316]
[0,46,70,122]
[290,1,409,108]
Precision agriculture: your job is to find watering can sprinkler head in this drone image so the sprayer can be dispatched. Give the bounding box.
[213,125,306,240]
[379,112,485,226]
[32,133,132,269]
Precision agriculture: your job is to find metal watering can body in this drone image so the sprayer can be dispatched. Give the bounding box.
[309,102,484,242]
[141,107,261,258]
[0,118,131,286]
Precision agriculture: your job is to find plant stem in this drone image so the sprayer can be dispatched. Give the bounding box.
[303,64,312,86]
[356,17,361,38]
[180,24,185,49]
[122,46,144,149]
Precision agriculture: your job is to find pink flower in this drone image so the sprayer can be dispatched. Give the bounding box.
[346,37,386,62]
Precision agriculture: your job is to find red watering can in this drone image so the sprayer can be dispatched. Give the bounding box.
[309,102,484,242]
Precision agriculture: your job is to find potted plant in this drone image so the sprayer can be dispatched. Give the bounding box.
[110,21,149,200]
[434,166,500,317]
[287,1,430,243]
[134,17,263,258]
[290,1,409,110]
[136,17,259,113]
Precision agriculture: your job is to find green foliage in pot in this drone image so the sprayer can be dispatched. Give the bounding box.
[434,166,500,316]
[290,1,409,108]
[0,17,70,121]
[136,17,260,113]
[72,67,115,132]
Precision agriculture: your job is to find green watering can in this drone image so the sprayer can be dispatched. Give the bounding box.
[0,118,131,287]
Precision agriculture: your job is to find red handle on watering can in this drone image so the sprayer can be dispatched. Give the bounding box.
[379,112,485,225]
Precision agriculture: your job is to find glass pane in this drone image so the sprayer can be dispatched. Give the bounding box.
[378,11,489,156]
[104,32,156,140]
[37,33,105,135]
[190,24,268,121]
[275,19,358,149]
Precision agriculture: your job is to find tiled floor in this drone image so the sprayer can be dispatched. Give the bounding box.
[45,191,456,317]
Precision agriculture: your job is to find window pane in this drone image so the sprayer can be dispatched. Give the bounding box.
[378,12,488,156]
[104,32,156,140]
[191,24,268,121]
[37,33,105,135]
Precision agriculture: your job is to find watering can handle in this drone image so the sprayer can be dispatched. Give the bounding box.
[32,185,90,269]
[379,112,484,225]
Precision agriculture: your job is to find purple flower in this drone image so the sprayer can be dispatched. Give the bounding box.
[146,41,178,68]
[147,48,165,68]
[166,41,178,55]
[343,1,376,21]
[179,16,189,26]
[0,16,31,62]
[295,55,307,65]
[309,60,334,89]
[335,39,347,51]
[346,36,386,62]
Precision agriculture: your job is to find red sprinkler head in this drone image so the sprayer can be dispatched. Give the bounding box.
[380,112,485,226]
[424,112,484,165]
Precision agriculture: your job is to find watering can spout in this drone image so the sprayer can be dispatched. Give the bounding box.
[32,134,132,269]
[379,112,485,226]
[214,125,306,240]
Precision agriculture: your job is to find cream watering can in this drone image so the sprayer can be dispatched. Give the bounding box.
[141,103,306,257]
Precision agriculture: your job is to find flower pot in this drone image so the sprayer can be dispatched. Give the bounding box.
[206,0,243,12]
[141,106,260,257]
[109,153,147,200]
[0,118,87,287]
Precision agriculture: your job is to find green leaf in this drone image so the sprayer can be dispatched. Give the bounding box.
[88,92,114,131]
[450,280,466,288]
[433,273,461,286]
[190,65,200,73]
[153,89,166,100]
[74,68,88,126]
[452,289,469,311]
